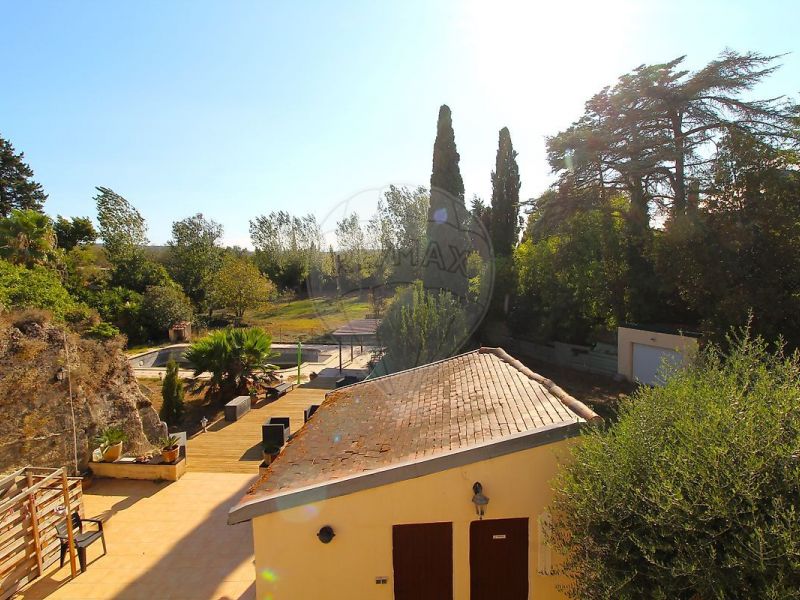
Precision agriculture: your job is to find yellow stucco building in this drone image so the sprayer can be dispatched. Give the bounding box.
[229,347,600,599]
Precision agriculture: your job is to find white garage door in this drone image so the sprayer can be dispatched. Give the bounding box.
[632,344,684,386]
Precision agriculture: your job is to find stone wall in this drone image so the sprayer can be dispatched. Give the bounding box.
[0,314,162,474]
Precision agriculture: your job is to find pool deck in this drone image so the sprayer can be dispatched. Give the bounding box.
[129,343,375,381]
[185,355,371,474]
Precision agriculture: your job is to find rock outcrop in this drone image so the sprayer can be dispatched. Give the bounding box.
[0,312,162,474]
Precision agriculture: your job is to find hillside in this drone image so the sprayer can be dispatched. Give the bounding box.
[0,311,162,473]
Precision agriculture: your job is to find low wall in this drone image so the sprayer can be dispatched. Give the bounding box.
[482,333,618,377]
[90,458,186,482]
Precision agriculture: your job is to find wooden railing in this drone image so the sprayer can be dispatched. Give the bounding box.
[0,467,83,599]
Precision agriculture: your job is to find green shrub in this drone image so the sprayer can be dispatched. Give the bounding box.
[140,285,193,339]
[550,330,800,599]
[376,281,468,372]
[0,260,85,319]
[160,360,185,426]
[83,286,145,342]
[85,322,121,340]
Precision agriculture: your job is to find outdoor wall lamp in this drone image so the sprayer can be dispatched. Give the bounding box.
[55,367,67,382]
[472,482,489,519]
[200,416,209,432]
[317,525,335,544]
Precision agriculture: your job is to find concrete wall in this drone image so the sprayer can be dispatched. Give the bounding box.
[482,332,618,377]
[251,440,573,599]
[617,326,699,381]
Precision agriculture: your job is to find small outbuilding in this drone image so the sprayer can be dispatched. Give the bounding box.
[228,347,600,599]
[168,321,192,343]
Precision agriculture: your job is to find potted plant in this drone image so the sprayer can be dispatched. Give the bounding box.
[262,442,282,465]
[95,427,127,462]
[159,435,180,464]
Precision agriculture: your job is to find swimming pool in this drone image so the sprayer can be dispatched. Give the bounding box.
[129,344,330,371]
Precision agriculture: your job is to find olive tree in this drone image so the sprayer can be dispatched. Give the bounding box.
[550,330,800,599]
[207,254,275,324]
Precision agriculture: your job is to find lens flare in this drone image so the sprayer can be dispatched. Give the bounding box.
[260,568,278,583]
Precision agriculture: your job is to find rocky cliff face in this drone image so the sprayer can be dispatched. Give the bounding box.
[0,313,162,474]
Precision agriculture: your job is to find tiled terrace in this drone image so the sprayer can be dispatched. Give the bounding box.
[15,473,256,600]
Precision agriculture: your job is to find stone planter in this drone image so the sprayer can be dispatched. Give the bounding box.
[90,456,186,481]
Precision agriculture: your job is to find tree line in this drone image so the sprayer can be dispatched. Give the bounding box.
[2,49,798,352]
[509,51,799,348]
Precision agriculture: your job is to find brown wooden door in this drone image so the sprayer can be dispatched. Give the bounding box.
[393,522,453,600]
[470,518,529,600]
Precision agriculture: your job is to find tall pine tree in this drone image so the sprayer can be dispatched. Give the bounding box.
[489,127,521,256]
[0,136,47,217]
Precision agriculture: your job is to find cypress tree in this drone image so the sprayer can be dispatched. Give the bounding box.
[426,105,468,295]
[429,104,465,219]
[489,127,521,257]
[160,360,185,426]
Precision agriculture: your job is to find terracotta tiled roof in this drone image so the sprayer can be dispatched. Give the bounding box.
[241,347,598,502]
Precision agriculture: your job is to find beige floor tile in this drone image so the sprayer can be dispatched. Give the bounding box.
[15,473,256,600]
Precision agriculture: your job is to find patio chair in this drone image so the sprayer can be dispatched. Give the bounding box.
[56,511,106,573]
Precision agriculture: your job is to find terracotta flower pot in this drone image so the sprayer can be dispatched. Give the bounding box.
[102,442,123,462]
[161,447,180,464]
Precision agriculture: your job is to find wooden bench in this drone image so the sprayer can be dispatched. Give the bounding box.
[335,375,360,388]
[266,382,293,399]
[224,396,251,422]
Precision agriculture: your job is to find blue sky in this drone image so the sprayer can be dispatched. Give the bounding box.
[2,0,799,246]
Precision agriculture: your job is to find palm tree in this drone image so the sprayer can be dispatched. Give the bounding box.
[0,209,57,267]
[185,328,278,398]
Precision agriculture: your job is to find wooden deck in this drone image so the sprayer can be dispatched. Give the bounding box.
[185,380,334,474]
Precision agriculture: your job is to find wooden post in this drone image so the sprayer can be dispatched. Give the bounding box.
[25,471,43,577]
[60,469,77,578]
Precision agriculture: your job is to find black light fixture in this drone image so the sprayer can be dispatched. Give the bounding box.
[55,367,67,382]
[472,482,489,519]
[317,525,335,544]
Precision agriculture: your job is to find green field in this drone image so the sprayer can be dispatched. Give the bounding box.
[125,294,372,355]
[241,294,371,343]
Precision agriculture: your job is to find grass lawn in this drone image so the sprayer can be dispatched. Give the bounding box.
[124,294,372,353]
[242,294,371,342]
